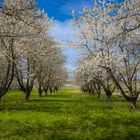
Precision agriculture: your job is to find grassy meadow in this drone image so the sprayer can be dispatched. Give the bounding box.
[0,87,140,140]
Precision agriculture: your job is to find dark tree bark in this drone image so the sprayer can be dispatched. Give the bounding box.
[38,83,43,97]
[94,83,101,98]
[15,58,35,102]
[106,67,139,110]
[44,87,48,96]
[0,38,15,99]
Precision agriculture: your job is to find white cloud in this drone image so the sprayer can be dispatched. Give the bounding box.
[50,20,76,42]
[50,20,81,77]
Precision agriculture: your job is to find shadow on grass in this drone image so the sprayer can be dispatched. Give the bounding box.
[1,91,139,112]
[31,98,80,103]
[0,105,62,113]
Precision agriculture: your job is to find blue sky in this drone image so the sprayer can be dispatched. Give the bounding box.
[0,0,124,79]
[35,0,124,79]
[35,0,93,21]
[35,0,88,77]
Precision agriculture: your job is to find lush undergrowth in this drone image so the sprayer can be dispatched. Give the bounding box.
[0,88,140,140]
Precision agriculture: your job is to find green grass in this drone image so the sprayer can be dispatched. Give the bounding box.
[0,88,140,140]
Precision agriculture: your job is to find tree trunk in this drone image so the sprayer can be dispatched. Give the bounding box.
[38,90,43,97]
[88,89,91,95]
[97,93,100,98]
[107,94,112,101]
[24,91,30,102]
[49,87,53,94]
[91,89,95,95]
[0,90,6,100]
[129,101,136,110]
[44,87,48,96]
[38,85,43,97]
[105,89,112,101]
[128,96,137,110]
[101,83,113,101]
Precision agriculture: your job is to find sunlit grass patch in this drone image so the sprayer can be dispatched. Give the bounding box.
[0,88,140,140]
